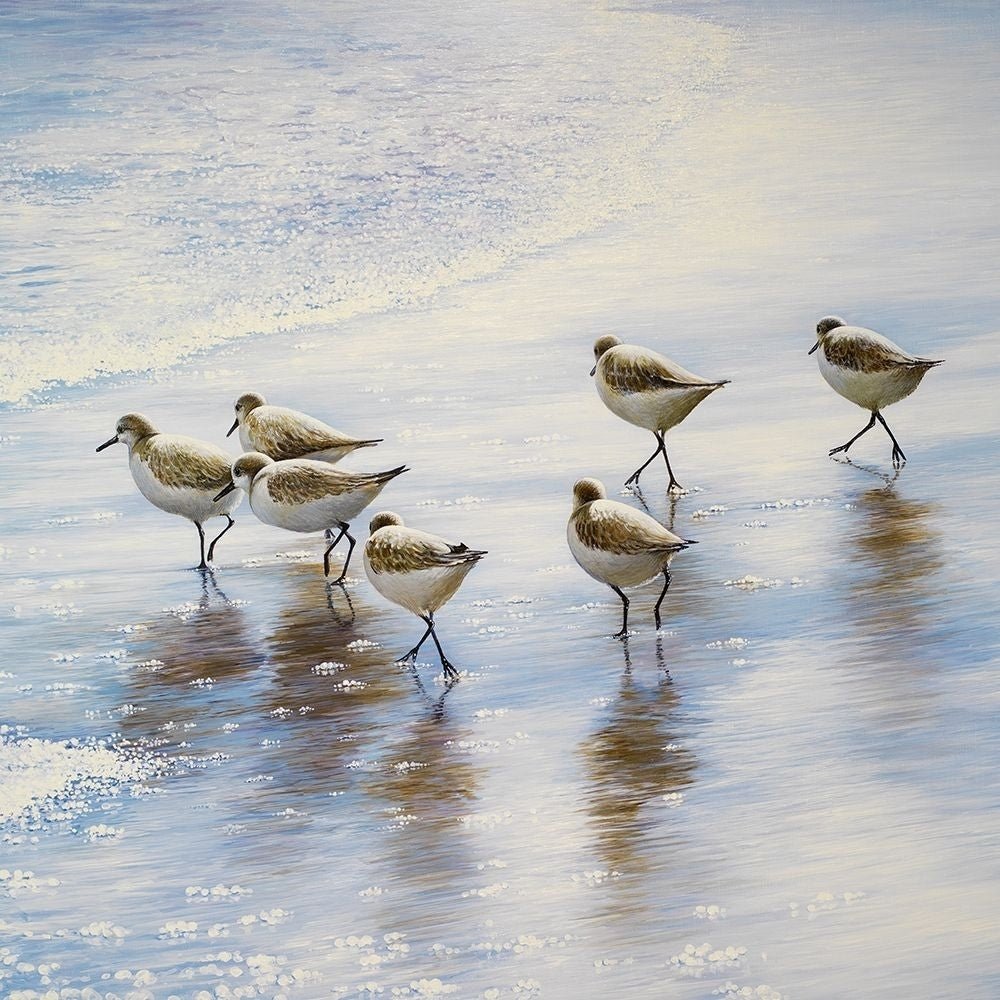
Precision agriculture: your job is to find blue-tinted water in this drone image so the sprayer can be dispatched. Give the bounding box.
[2,2,1000,998]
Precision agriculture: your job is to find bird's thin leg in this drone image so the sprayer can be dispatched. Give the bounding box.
[829,412,877,457]
[323,523,354,580]
[610,584,630,639]
[625,432,667,487]
[195,522,208,569]
[398,619,434,663]
[424,614,460,679]
[875,412,907,468]
[206,515,235,563]
[653,569,673,630]
[662,444,683,494]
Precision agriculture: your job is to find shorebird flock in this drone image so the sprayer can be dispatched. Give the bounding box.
[97,318,942,675]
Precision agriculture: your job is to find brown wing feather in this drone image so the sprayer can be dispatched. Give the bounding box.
[824,333,926,373]
[265,464,404,506]
[143,437,231,491]
[253,416,363,460]
[573,507,686,556]
[367,533,485,574]
[266,465,352,505]
[603,350,718,393]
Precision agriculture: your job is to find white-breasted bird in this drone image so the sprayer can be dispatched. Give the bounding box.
[363,512,486,679]
[567,477,693,638]
[809,316,943,467]
[215,453,406,581]
[228,392,382,463]
[96,413,240,569]
[591,335,728,492]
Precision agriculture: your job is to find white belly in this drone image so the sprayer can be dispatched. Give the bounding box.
[818,355,925,411]
[596,377,717,433]
[364,557,473,616]
[248,486,337,532]
[567,526,671,590]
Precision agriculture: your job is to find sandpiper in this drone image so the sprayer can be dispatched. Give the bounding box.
[809,316,943,467]
[591,335,728,492]
[215,453,406,582]
[363,512,487,679]
[96,413,240,569]
[567,477,692,638]
[228,392,382,463]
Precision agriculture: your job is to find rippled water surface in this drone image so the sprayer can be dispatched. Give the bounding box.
[2,2,999,998]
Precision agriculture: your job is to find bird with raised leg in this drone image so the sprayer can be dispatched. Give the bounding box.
[591,335,728,493]
[96,413,241,569]
[363,512,487,680]
[809,316,943,468]
[215,453,406,582]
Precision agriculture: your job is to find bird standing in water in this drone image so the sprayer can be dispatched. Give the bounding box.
[96,413,240,569]
[567,477,693,638]
[364,512,486,679]
[216,452,406,582]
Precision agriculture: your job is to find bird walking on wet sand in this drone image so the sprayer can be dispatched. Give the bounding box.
[96,413,240,569]
[591,335,728,493]
[363,512,487,679]
[567,477,693,638]
[215,453,406,582]
[228,392,382,463]
[809,316,943,468]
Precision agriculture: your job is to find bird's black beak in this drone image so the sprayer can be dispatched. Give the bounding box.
[589,363,597,377]
[227,419,238,437]
[96,435,118,452]
[214,482,237,502]
[808,341,820,355]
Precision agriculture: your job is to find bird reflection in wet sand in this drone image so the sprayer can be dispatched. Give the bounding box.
[243,562,427,809]
[265,563,385,681]
[845,486,943,643]
[355,695,482,938]
[828,484,947,743]
[582,635,696,882]
[115,567,266,742]
[837,456,902,490]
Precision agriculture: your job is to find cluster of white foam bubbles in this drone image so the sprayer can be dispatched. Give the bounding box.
[0,732,161,835]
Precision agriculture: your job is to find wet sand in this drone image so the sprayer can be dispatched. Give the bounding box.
[3,5,1000,1000]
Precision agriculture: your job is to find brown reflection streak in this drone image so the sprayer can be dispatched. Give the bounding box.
[259,563,418,790]
[847,486,943,641]
[118,568,266,735]
[580,638,696,903]
[359,693,483,926]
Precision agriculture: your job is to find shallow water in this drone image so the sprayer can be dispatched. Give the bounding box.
[3,3,1000,999]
